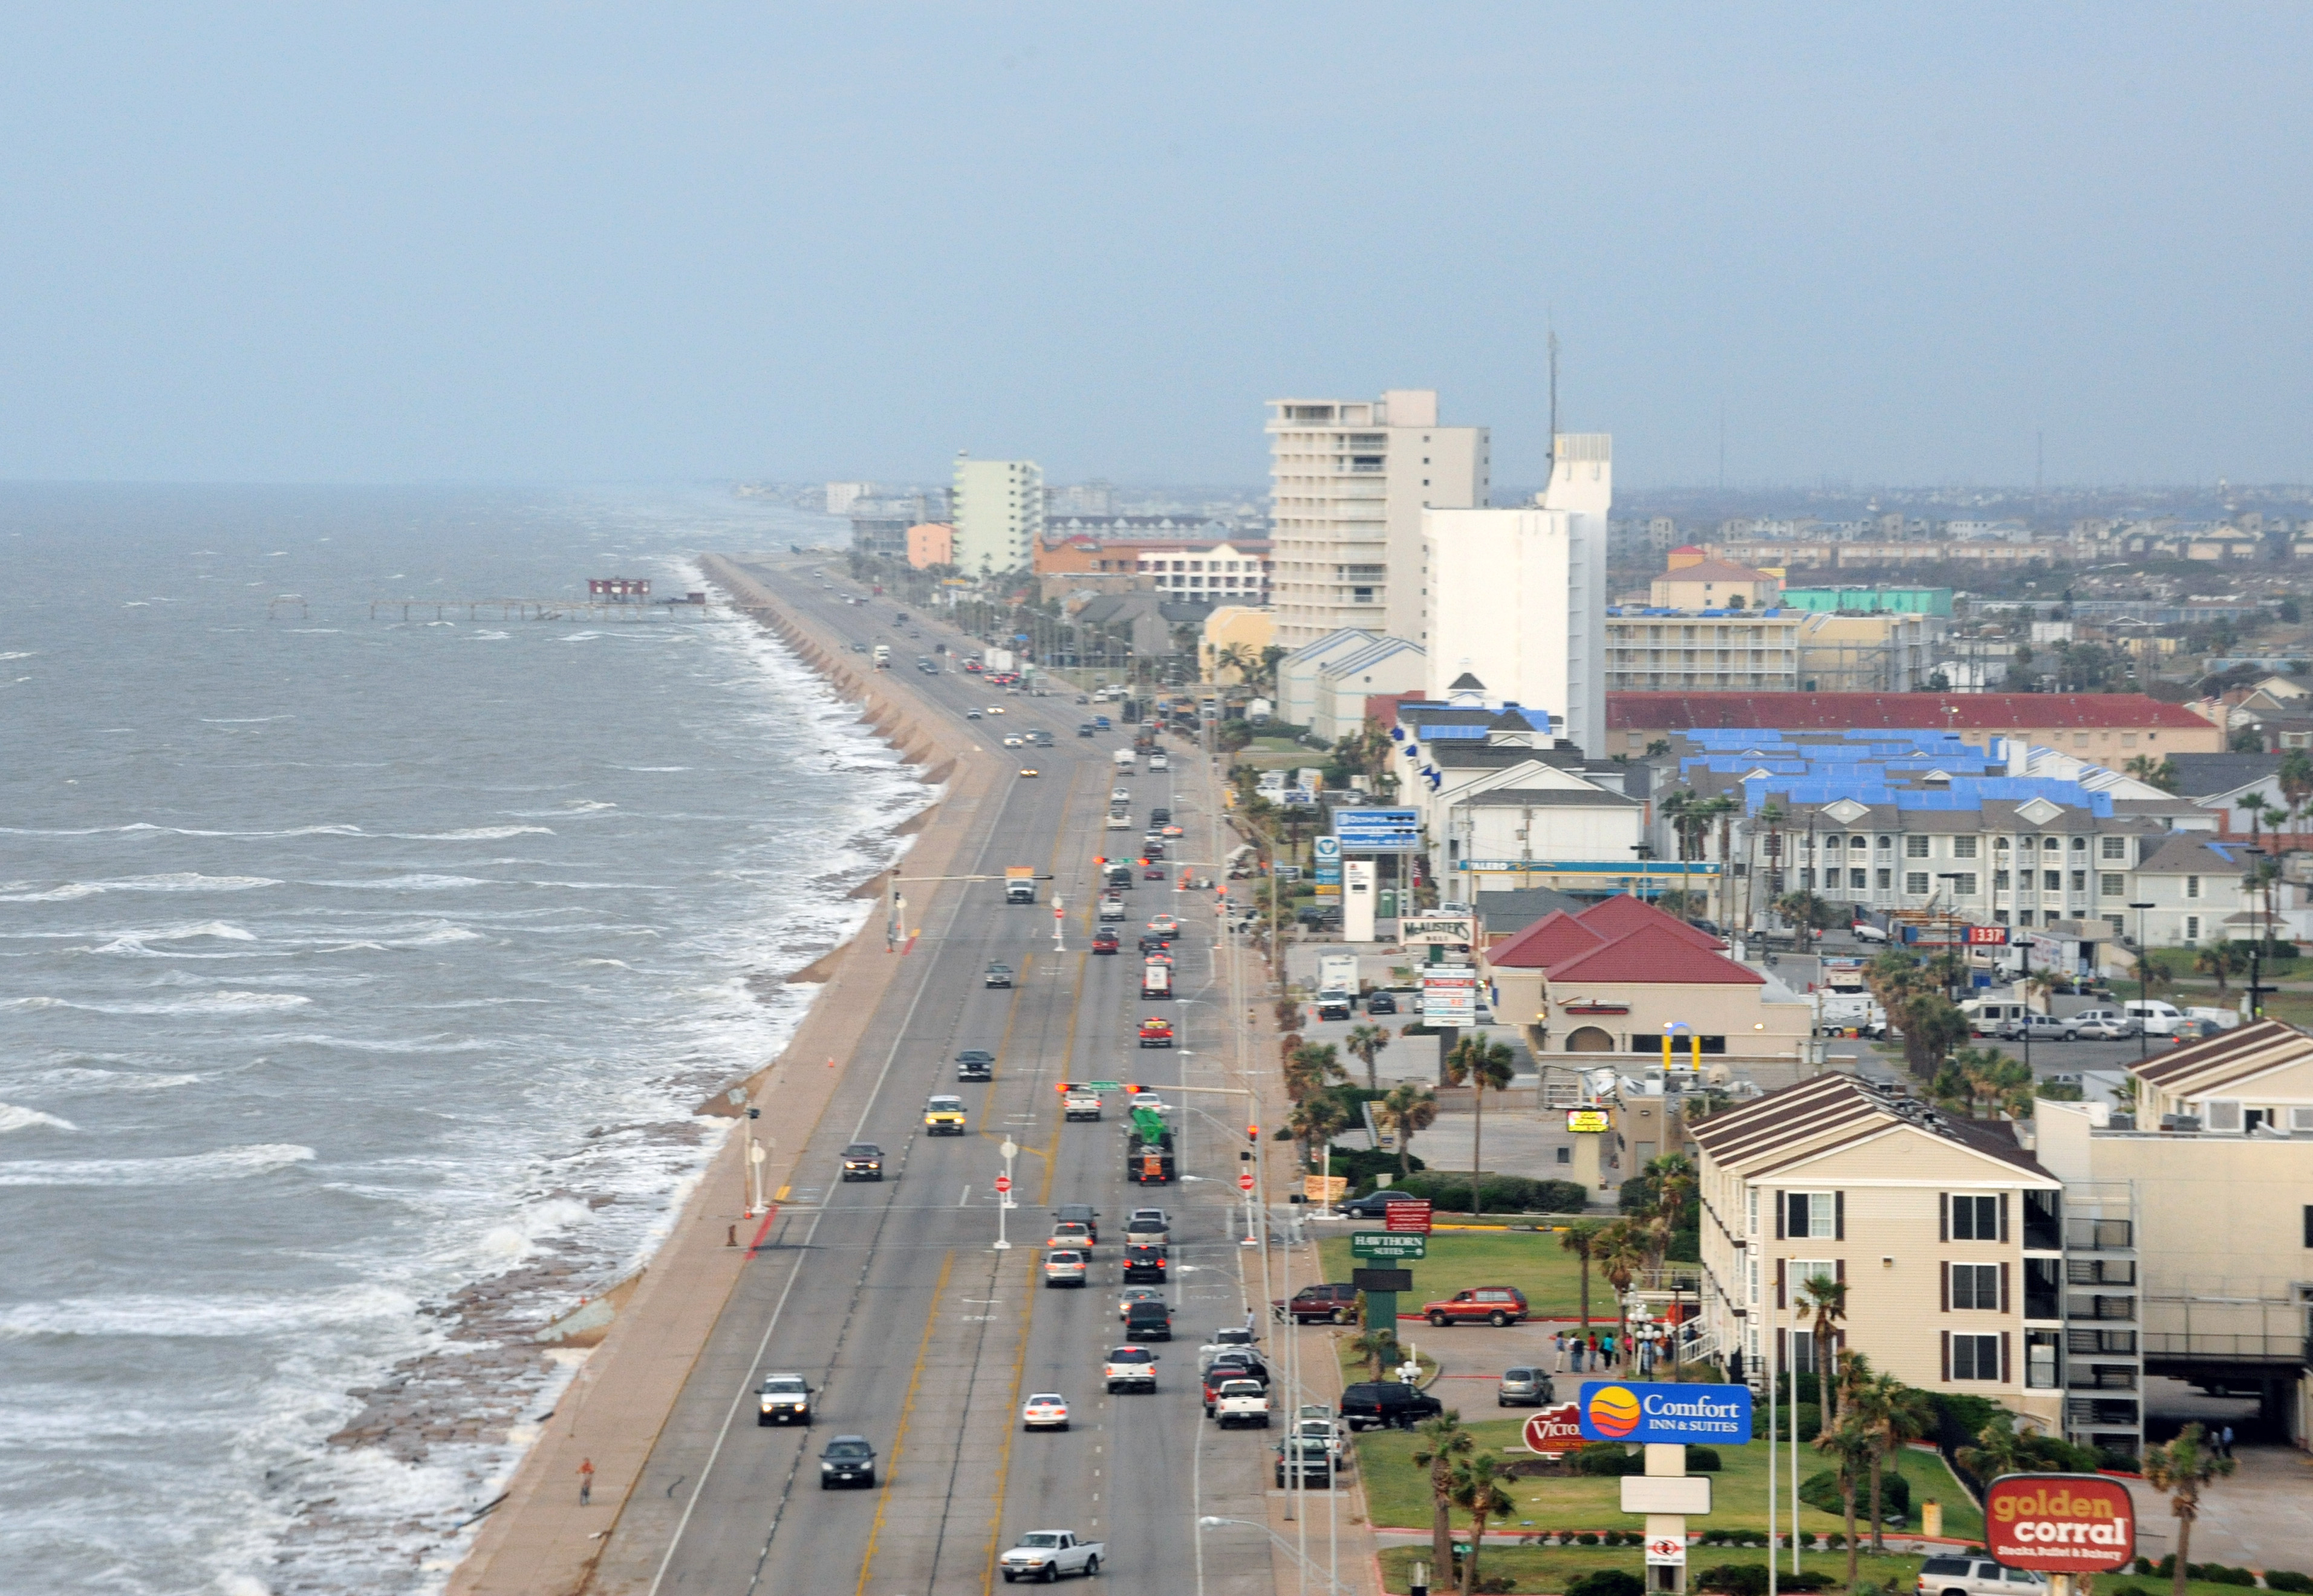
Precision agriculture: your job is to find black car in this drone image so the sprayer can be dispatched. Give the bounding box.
[1364,990,1398,1016]
[1078,724,1098,737]
[1150,808,1171,824]
[1055,1202,1100,1242]
[841,1143,885,1181]
[1339,1380,1443,1431]
[1137,934,1167,956]
[818,1435,877,1488]
[1337,1189,1426,1219]
[955,1049,995,1082]
[1296,905,1342,930]
[1122,1241,1169,1282]
[1275,1437,1333,1488]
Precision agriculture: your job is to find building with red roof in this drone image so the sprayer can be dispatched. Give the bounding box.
[1482,909,1606,970]
[1574,892,1726,951]
[1604,692,2222,761]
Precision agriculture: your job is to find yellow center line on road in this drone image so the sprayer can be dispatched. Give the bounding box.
[974,761,1101,1595]
[850,1247,955,1596]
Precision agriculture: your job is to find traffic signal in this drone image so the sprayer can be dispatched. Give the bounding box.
[1136,857,1148,868]
[1092,856,1106,868]
[1247,1124,1260,1145]
[1124,1083,1141,1095]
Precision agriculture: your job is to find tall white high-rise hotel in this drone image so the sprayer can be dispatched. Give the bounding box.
[1265,390,1488,649]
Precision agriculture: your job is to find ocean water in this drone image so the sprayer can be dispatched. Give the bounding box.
[0,486,917,1594]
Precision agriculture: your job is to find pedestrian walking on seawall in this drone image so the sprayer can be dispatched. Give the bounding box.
[579,1458,594,1506]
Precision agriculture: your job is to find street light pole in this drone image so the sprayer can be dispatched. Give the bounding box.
[2128,902,2156,1063]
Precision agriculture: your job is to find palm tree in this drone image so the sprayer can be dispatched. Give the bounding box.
[1594,1218,1653,1355]
[1410,1411,1474,1578]
[1660,788,1697,861]
[2193,941,2239,996]
[1345,1022,1393,1091]
[1794,1273,1849,1424]
[1443,1034,1517,1217]
[1645,1153,1696,1233]
[1284,1041,1343,1102]
[1347,1325,1400,1380]
[1815,1412,1878,1589]
[1449,1452,1515,1595]
[2279,748,2313,841]
[1212,642,1256,685]
[1283,1094,1351,1185]
[2143,1422,2236,1596]
[1849,1366,1932,1552]
[1376,1082,1437,1178]
[1558,1220,1604,1329]
[1956,1412,2034,1483]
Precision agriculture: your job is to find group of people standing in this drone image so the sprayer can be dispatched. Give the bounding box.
[1553,1323,1684,1375]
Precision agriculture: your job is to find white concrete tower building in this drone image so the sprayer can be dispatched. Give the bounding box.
[1265,390,1487,649]
[949,455,1044,577]
[1419,433,1610,754]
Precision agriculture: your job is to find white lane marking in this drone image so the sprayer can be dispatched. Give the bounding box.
[959,1184,972,1206]
[643,761,1024,1596]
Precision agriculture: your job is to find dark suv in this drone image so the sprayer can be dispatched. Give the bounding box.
[1339,1380,1443,1431]
[841,1143,884,1181]
[955,1049,995,1082]
[1055,1202,1099,1242]
[1124,1299,1173,1341]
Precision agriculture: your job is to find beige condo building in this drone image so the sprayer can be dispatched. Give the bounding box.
[1266,390,1487,649]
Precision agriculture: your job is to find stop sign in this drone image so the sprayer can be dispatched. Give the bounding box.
[994,1175,1012,1193]
[1238,1172,1255,1191]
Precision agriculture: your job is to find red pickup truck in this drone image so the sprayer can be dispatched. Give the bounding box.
[1422,1286,1529,1327]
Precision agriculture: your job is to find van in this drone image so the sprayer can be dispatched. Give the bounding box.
[1962,999,2030,1038]
[1113,748,1135,769]
[2124,1000,2185,1036]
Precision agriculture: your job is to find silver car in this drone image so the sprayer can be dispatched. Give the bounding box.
[2071,1008,2140,1040]
[1497,1366,1555,1407]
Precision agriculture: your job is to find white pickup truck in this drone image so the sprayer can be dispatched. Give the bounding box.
[999,1529,1105,1583]
[1211,1378,1271,1428]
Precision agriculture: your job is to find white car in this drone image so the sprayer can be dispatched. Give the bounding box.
[985,706,1005,715]
[1111,787,1132,802]
[1003,734,1024,748]
[1021,1393,1071,1430]
[1099,896,1125,921]
[1043,1250,1088,1288]
[2071,1009,2139,1040]
[1148,753,1168,771]
[1850,921,1890,943]
[1128,1093,1168,1117]
[1104,1345,1159,1393]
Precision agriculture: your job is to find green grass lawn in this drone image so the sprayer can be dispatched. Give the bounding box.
[1318,1230,1602,1320]
[1377,1545,1928,1595]
[1355,1416,1982,1543]
[1376,1546,2285,1596]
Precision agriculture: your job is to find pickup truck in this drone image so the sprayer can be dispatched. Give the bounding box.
[999,1530,1105,1583]
[1422,1286,1529,1327]
[1211,1379,1271,1427]
[1063,1091,1103,1120]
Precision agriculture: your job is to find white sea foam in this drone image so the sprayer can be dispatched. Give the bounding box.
[0,1103,77,1133]
[33,1068,203,1092]
[0,1143,315,1187]
[388,826,553,841]
[6,991,311,1016]
[0,872,281,901]
[307,874,492,891]
[0,1283,411,1340]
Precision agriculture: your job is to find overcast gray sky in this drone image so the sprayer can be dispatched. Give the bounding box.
[2,4,2305,489]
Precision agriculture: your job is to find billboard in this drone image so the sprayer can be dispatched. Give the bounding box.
[1565,1109,1611,1134]
[1576,1381,1753,1444]
[1400,915,1474,947]
[1335,808,1421,853]
[1984,1474,2136,1572]
[1383,1199,1433,1234]
[1420,966,1478,1028]
[1520,1404,1584,1457]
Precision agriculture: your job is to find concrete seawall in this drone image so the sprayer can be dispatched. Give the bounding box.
[448,554,998,1596]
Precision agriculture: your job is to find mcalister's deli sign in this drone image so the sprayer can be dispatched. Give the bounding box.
[1984,1474,2135,1572]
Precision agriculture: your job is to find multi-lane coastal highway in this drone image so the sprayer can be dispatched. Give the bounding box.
[582,557,1304,1596]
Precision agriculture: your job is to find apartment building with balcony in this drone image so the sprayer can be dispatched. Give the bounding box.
[950,456,1044,576]
[2034,1019,2313,1450]
[1690,1074,2069,1436]
[1642,726,2205,938]
[1266,389,1488,649]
